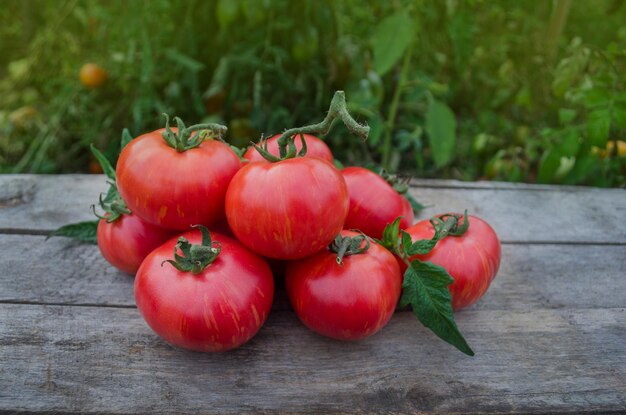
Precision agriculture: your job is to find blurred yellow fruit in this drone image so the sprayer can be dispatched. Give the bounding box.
[79,63,108,89]
[592,140,626,158]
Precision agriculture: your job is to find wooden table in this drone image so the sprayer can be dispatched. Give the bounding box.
[1,174,625,414]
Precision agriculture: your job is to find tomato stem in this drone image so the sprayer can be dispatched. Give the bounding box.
[162,225,221,274]
[255,91,369,162]
[329,232,371,266]
[161,114,228,152]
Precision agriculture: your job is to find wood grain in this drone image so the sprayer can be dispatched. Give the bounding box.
[2,235,625,312]
[1,303,624,414]
[1,174,625,243]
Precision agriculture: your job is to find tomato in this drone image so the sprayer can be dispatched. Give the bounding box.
[117,127,241,230]
[404,215,501,310]
[285,230,401,340]
[243,134,333,163]
[96,213,175,275]
[79,63,108,89]
[135,229,274,352]
[225,157,348,259]
[342,167,413,239]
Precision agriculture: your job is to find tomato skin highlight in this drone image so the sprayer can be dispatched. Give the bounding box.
[243,134,333,163]
[116,128,241,230]
[225,157,349,260]
[342,167,413,239]
[286,230,401,341]
[404,215,501,310]
[96,214,175,275]
[134,230,274,352]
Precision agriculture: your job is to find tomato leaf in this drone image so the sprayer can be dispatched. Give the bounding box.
[587,108,611,147]
[90,144,116,180]
[47,221,98,244]
[400,260,474,356]
[371,12,414,76]
[425,99,457,168]
[401,230,438,256]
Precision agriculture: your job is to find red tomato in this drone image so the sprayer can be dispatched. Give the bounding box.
[134,230,274,352]
[97,214,175,275]
[342,167,413,239]
[285,230,402,340]
[243,134,333,163]
[79,63,108,89]
[404,215,501,310]
[225,157,348,259]
[117,128,241,230]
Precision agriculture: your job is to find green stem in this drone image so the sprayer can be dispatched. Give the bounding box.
[275,90,369,159]
[381,46,413,170]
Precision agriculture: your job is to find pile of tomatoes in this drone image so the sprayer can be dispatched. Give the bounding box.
[82,92,501,355]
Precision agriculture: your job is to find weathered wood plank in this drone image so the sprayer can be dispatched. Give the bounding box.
[2,235,625,312]
[1,174,625,243]
[0,304,624,414]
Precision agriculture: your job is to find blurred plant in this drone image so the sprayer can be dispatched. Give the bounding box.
[0,0,624,186]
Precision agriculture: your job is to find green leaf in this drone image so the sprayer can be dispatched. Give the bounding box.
[612,104,626,130]
[90,144,116,180]
[400,261,474,356]
[48,221,98,244]
[120,128,133,150]
[558,129,580,157]
[587,108,611,147]
[216,0,239,29]
[371,12,415,76]
[401,230,438,256]
[558,108,577,125]
[425,99,457,168]
[584,88,611,109]
[537,149,561,183]
[405,193,425,216]
[164,48,205,72]
[380,217,402,253]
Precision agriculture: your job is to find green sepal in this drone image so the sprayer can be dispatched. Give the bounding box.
[48,221,98,244]
[160,113,227,152]
[329,232,370,265]
[90,144,116,181]
[400,259,475,356]
[405,193,425,215]
[120,128,133,150]
[161,225,221,274]
[379,217,402,253]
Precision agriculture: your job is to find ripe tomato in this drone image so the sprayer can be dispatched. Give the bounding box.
[96,213,175,275]
[79,63,108,89]
[225,157,348,259]
[404,214,501,310]
[117,128,241,230]
[243,134,333,163]
[342,167,413,239]
[285,230,402,340]
[135,229,274,352]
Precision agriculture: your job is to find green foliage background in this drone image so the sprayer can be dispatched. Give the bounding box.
[1,0,625,187]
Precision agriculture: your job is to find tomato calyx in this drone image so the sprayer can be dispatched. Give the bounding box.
[380,169,410,195]
[251,133,309,162]
[88,143,131,223]
[161,114,228,152]
[329,232,370,266]
[162,226,221,274]
[252,90,369,162]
